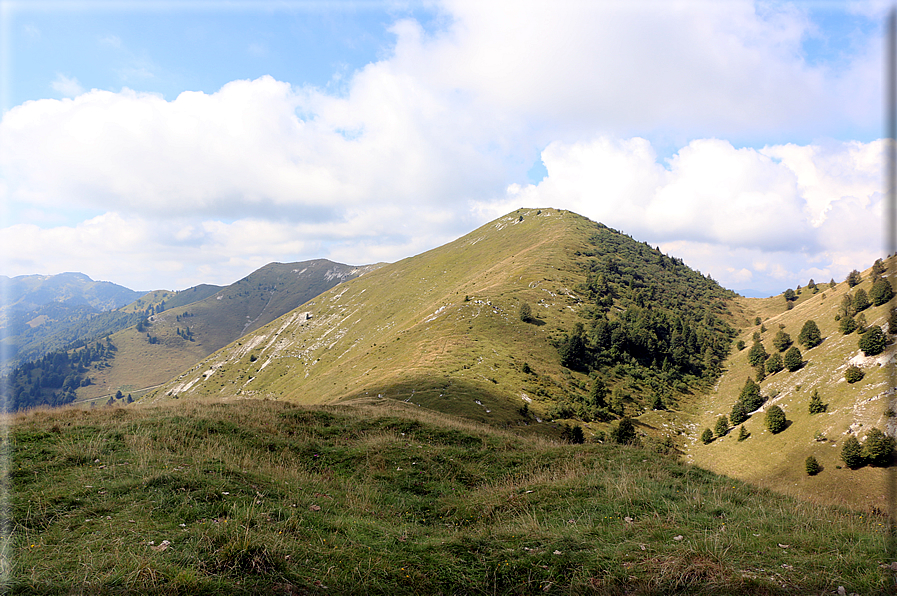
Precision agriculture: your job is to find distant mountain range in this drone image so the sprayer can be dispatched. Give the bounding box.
[0,272,147,373]
[1,260,379,407]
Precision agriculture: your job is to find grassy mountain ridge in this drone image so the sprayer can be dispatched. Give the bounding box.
[688,266,896,509]
[7,398,890,594]
[151,209,738,438]
[73,260,378,403]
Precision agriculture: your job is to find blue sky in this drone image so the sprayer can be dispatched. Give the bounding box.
[0,0,890,296]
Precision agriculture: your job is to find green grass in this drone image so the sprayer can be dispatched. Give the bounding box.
[7,398,892,594]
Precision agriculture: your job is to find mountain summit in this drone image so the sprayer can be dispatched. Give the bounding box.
[154,209,737,428]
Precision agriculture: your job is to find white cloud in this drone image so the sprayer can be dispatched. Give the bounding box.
[479,136,884,295]
[49,73,84,98]
[1,2,887,294]
[99,34,122,48]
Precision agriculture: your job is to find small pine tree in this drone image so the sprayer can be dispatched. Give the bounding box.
[829,278,836,288]
[841,436,865,469]
[737,425,749,441]
[798,320,822,348]
[783,346,803,372]
[747,342,768,367]
[862,428,895,466]
[754,363,767,382]
[765,405,787,434]
[844,365,865,383]
[738,377,764,412]
[126,394,133,404]
[765,352,784,374]
[853,289,871,313]
[872,258,887,277]
[808,390,826,414]
[561,424,585,444]
[889,308,897,335]
[730,400,749,425]
[588,378,607,408]
[783,288,796,302]
[805,455,820,476]
[519,302,534,323]
[754,316,762,326]
[651,394,666,411]
[736,339,745,351]
[772,330,792,352]
[846,269,862,287]
[870,279,894,306]
[839,314,857,335]
[858,326,886,356]
[701,428,714,444]
[715,415,729,437]
[612,418,636,445]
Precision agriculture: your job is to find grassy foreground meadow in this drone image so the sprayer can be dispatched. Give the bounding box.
[5,398,892,594]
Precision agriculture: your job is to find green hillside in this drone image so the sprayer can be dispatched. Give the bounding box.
[0,272,145,374]
[151,209,736,441]
[74,260,378,404]
[7,398,889,594]
[688,265,896,510]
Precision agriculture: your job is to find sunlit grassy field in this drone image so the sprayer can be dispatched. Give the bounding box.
[5,398,891,594]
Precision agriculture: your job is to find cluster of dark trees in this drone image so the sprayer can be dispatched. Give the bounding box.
[1,340,115,411]
[556,227,737,415]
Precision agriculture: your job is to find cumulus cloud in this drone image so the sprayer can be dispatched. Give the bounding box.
[50,74,84,98]
[0,1,887,293]
[478,136,884,294]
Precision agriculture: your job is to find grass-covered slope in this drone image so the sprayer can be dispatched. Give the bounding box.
[0,273,145,374]
[73,260,377,404]
[152,209,738,432]
[7,398,889,594]
[688,266,895,509]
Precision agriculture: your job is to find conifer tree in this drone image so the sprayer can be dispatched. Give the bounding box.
[765,405,787,433]
[612,418,636,445]
[765,352,784,374]
[738,377,764,412]
[858,326,886,356]
[715,415,729,437]
[846,269,862,287]
[772,330,792,352]
[798,320,822,348]
[862,428,895,466]
[588,377,607,408]
[853,289,871,313]
[839,314,858,335]
[747,341,768,367]
[805,455,820,476]
[845,365,865,383]
[730,400,749,425]
[737,425,749,441]
[841,436,865,469]
[783,346,803,371]
[701,428,714,444]
[870,278,894,306]
[808,390,826,414]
